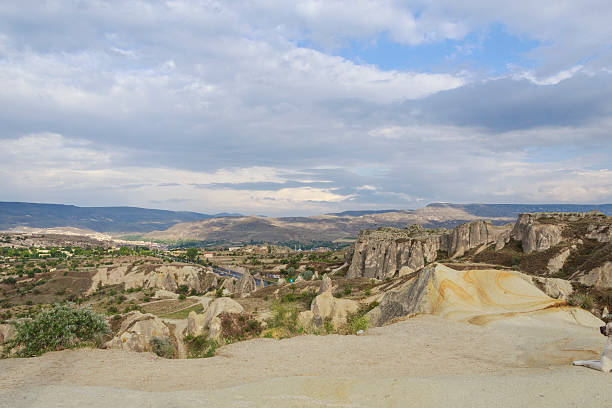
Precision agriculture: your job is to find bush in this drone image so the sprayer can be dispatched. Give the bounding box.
[184,334,217,358]
[150,336,176,359]
[2,304,109,358]
[569,293,594,310]
[344,312,369,334]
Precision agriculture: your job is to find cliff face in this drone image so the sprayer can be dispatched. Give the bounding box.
[446,221,511,257]
[346,225,447,280]
[347,221,512,279]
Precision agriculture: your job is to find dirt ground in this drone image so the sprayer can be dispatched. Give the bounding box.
[1,315,611,407]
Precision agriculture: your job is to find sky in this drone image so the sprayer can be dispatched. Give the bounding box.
[1,1,611,216]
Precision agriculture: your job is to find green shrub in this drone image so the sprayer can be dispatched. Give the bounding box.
[150,336,176,359]
[344,312,369,334]
[569,293,594,310]
[184,334,217,358]
[2,304,109,358]
[343,284,352,296]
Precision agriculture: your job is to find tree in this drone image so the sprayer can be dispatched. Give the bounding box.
[186,247,199,261]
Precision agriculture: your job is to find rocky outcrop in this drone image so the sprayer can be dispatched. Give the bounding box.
[587,223,612,242]
[347,225,449,279]
[446,221,512,258]
[512,212,611,254]
[512,214,563,254]
[366,264,600,329]
[105,311,171,352]
[528,276,574,300]
[202,297,244,329]
[186,311,208,337]
[546,248,571,275]
[319,274,333,294]
[235,271,256,295]
[347,222,512,279]
[299,292,360,329]
[576,262,612,290]
[88,263,218,295]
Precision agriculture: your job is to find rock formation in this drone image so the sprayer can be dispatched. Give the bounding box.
[446,221,512,258]
[298,292,360,329]
[575,262,612,290]
[347,225,448,279]
[545,248,571,274]
[201,297,244,329]
[88,263,218,295]
[347,221,512,279]
[235,270,256,295]
[105,311,171,352]
[319,274,333,294]
[366,264,600,329]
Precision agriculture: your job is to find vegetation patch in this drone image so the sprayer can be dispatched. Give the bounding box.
[1,304,109,358]
[150,336,176,359]
[184,334,217,358]
[219,312,262,342]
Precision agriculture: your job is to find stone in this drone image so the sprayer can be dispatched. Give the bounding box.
[202,297,244,329]
[529,276,574,300]
[546,248,571,275]
[235,270,256,295]
[366,263,600,330]
[602,307,609,319]
[186,311,208,337]
[276,278,286,285]
[208,316,222,340]
[576,262,612,290]
[297,310,314,329]
[319,274,333,294]
[310,292,360,327]
[105,311,171,353]
[295,275,304,282]
[312,271,320,280]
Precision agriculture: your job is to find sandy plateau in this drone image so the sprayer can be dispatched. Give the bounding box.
[1,313,611,407]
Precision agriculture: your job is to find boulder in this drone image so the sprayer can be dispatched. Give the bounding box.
[208,316,222,340]
[105,312,171,353]
[186,311,208,337]
[529,276,573,300]
[311,292,360,327]
[295,275,304,282]
[319,274,333,294]
[202,297,244,329]
[297,310,314,329]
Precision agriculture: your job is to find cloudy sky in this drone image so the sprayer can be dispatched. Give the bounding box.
[1,1,611,216]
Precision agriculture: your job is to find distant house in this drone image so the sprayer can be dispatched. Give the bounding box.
[203,252,214,259]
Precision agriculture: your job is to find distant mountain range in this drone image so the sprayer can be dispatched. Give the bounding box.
[0,202,240,233]
[1,201,610,244]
